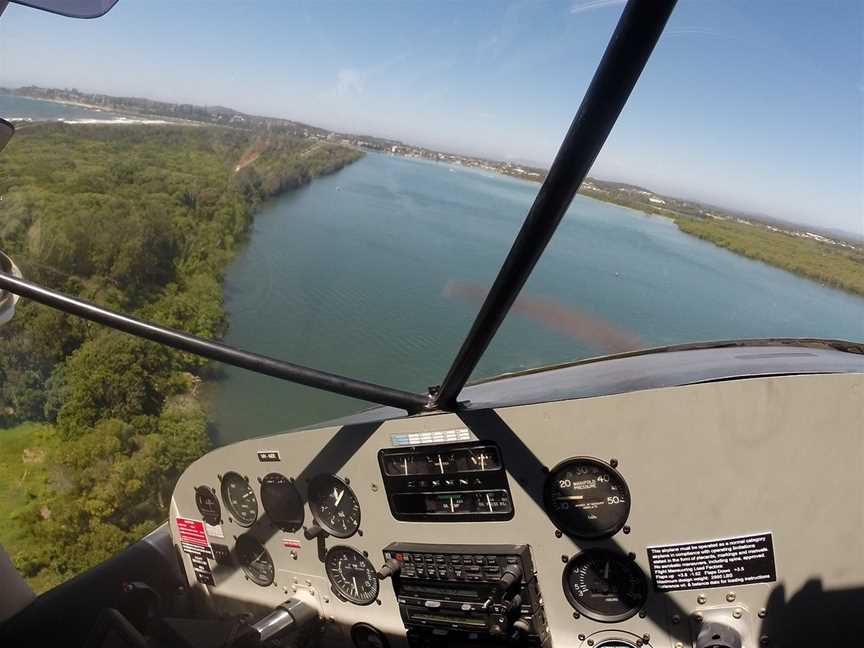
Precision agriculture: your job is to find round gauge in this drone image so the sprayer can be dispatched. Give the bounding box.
[563,550,647,622]
[324,546,379,605]
[308,474,361,538]
[260,473,304,532]
[194,485,221,525]
[220,471,259,527]
[234,534,275,587]
[543,456,630,538]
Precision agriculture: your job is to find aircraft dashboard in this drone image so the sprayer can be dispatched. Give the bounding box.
[169,372,864,647]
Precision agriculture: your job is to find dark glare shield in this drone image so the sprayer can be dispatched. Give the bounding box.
[0,117,13,153]
[9,0,119,19]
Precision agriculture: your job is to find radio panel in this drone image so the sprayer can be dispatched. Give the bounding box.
[378,441,514,522]
[381,543,549,647]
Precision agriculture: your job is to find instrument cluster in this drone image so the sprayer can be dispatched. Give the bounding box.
[193,469,376,605]
[189,444,648,637]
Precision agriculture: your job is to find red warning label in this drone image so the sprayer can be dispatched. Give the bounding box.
[176,516,213,558]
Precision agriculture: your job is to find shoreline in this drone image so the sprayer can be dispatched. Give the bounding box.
[8,93,862,297]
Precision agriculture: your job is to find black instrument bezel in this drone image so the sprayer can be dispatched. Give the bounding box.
[308,473,361,538]
[542,456,630,539]
[324,545,379,606]
[562,549,647,623]
[378,441,514,522]
[260,472,304,532]
[194,485,221,526]
[219,471,259,528]
[234,533,275,587]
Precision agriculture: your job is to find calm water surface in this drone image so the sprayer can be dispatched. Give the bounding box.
[211,153,864,443]
[0,94,124,121]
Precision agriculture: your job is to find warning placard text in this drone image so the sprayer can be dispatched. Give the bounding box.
[647,532,776,592]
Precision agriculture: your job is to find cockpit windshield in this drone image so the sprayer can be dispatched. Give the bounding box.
[0,0,861,592]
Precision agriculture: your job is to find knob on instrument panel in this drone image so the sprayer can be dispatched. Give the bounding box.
[376,557,401,580]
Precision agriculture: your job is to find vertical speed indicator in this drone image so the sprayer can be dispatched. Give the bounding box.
[543,457,630,539]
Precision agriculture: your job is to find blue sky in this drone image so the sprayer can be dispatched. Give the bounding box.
[0,0,861,234]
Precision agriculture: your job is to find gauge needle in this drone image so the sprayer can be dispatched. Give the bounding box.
[479,453,486,471]
[449,496,454,512]
[352,577,359,596]
[403,458,408,475]
[604,561,610,580]
[486,493,493,513]
[437,454,444,474]
[555,495,585,500]
[333,488,344,507]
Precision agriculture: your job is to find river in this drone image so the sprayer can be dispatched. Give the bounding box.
[209,153,864,444]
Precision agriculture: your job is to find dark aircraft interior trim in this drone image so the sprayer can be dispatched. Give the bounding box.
[319,343,864,429]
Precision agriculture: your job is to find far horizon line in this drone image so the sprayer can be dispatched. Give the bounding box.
[2,82,862,241]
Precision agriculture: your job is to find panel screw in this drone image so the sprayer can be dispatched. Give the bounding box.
[358,529,364,537]
[675,643,684,648]
[642,634,650,643]
[623,525,631,534]
[693,613,703,624]
[638,610,646,618]
[635,641,643,647]
[758,608,767,618]
[555,530,563,538]
[671,614,680,624]
[578,634,585,641]
[587,641,594,647]
[572,611,580,620]
[323,596,329,603]
[371,483,378,492]
[343,477,350,485]
[760,636,770,646]
[726,592,736,602]
[610,458,618,468]
[562,555,569,563]
[697,594,707,604]
[732,607,742,619]
[305,579,312,587]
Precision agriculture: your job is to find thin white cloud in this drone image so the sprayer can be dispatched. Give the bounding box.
[335,68,365,97]
[570,0,626,15]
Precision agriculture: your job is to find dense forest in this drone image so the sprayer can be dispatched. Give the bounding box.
[0,122,362,590]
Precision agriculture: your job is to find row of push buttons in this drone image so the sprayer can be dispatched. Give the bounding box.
[398,553,519,582]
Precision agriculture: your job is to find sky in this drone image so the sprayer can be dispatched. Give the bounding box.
[0,0,861,234]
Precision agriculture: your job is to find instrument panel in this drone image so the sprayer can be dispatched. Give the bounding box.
[169,373,864,647]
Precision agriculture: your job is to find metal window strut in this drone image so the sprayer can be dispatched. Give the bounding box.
[432,0,678,410]
[0,0,678,415]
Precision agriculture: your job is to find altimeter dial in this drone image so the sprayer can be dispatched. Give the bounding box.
[324,546,378,605]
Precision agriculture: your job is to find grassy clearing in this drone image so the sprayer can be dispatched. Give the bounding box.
[0,422,61,591]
